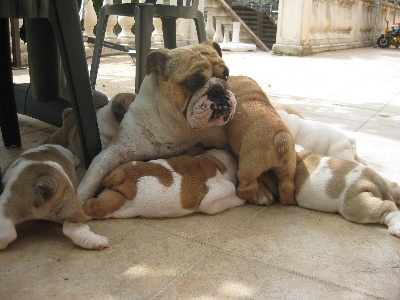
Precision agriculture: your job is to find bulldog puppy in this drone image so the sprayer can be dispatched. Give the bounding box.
[77,43,236,203]
[0,144,109,250]
[43,93,136,161]
[82,149,244,219]
[295,146,400,237]
[225,75,297,206]
[277,109,366,164]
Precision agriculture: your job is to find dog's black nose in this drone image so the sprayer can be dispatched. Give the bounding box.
[207,85,232,121]
[207,85,230,106]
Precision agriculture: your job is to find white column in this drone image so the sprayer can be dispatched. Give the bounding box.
[213,17,224,43]
[118,0,135,45]
[104,0,118,41]
[82,0,97,38]
[205,9,216,41]
[152,0,164,43]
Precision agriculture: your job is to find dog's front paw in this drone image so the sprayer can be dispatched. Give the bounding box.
[62,221,110,250]
[388,224,400,238]
[245,185,275,206]
[0,223,17,250]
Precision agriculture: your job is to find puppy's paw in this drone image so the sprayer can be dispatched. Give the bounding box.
[0,224,17,250]
[388,224,400,238]
[63,221,110,250]
[247,186,275,206]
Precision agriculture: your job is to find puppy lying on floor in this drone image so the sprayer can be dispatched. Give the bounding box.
[44,93,136,161]
[275,145,400,237]
[82,149,245,219]
[0,144,109,250]
[277,110,366,164]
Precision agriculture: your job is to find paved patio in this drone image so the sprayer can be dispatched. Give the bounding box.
[1,47,400,299]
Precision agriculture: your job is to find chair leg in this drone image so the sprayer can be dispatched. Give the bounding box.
[90,6,108,89]
[134,5,155,93]
[161,17,177,49]
[51,0,102,167]
[194,11,207,43]
[0,18,21,148]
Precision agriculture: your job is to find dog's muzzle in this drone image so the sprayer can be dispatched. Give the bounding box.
[207,84,234,122]
[186,78,236,129]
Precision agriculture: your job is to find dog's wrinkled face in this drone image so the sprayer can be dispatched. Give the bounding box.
[146,44,236,129]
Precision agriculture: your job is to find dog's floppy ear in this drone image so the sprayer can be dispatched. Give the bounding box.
[146,49,169,76]
[201,41,223,58]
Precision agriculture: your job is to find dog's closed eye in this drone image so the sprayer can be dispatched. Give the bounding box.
[183,72,205,91]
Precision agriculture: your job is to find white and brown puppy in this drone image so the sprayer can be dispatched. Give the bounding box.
[295,145,400,237]
[44,93,136,161]
[225,75,297,206]
[277,109,365,164]
[0,144,109,250]
[77,43,237,203]
[82,149,244,219]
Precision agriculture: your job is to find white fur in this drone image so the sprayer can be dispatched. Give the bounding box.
[62,221,109,250]
[96,101,122,147]
[278,110,365,163]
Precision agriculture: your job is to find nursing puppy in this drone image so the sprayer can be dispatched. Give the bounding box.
[225,75,297,206]
[295,146,400,237]
[83,149,244,219]
[277,109,365,164]
[0,144,109,250]
[44,93,136,161]
[77,43,236,203]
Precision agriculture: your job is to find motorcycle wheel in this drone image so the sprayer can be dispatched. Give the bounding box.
[377,36,391,48]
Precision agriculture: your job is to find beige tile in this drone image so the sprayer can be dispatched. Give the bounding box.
[0,219,214,299]
[157,250,378,299]
[368,109,400,128]
[220,204,400,300]
[301,101,377,123]
[142,203,263,247]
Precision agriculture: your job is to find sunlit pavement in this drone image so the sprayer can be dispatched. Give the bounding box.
[1,47,399,299]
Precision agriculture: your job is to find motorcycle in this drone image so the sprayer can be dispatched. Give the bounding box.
[377,20,400,48]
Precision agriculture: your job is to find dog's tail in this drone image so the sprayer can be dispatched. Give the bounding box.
[274,131,294,162]
[33,175,57,208]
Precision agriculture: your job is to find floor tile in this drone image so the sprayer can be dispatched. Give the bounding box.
[0,219,214,299]
[157,250,378,299]
[142,203,262,247]
[220,205,400,300]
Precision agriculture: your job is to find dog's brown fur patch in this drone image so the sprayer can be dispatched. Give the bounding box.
[294,150,321,197]
[326,158,357,198]
[167,154,225,210]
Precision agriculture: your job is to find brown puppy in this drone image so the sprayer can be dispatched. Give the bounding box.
[44,93,136,160]
[225,75,297,205]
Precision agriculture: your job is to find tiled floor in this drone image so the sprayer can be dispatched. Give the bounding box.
[1,47,400,299]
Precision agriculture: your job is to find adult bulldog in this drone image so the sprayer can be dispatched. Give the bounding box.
[77,42,236,202]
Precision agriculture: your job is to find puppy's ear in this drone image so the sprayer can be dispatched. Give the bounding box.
[201,41,223,58]
[146,49,169,76]
[111,93,135,123]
